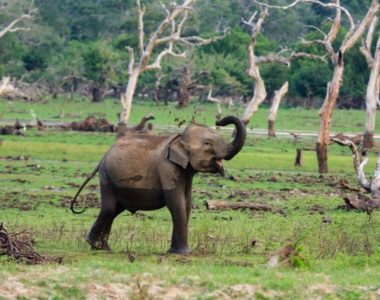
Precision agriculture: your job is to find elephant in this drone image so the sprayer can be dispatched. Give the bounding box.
[70,115,246,254]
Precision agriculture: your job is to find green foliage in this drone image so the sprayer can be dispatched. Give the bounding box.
[199,26,250,57]
[0,34,28,78]
[0,0,376,107]
[290,238,311,269]
[260,63,290,93]
[82,40,127,89]
[290,60,331,99]
[23,46,50,71]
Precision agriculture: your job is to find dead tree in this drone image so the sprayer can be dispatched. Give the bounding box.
[153,73,166,107]
[256,0,379,173]
[0,0,37,39]
[331,138,380,212]
[240,9,268,127]
[240,7,326,129]
[360,16,380,149]
[127,112,155,133]
[118,0,225,137]
[331,133,363,146]
[0,77,38,101]
[207,87,222,121]
[0,77,13,96]
[175,66,209,109]
[268,82,288,138]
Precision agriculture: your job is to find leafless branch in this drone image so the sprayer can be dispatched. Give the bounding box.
[148,33,226,70]
[176,7,188,36]
[0,1,38,39]
[174,34,227,46]
[207,87,222,119]
[0,223,62,264]
[136,0,146,55]
[304,25,327,39]
[125,46,134,74]
[161,2,170,14]
[254,0,379,62]
[360,16,378,67]
[341,0,379,53]
[254,0,354,31]
[255,51,327,66]
[145,47,187,71]
[331,138,371,191]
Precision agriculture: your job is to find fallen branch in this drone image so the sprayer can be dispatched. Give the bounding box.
[0,223,62,264]
[331,138,380,213]
[204,201,284,214]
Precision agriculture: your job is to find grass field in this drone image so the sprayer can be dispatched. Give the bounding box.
[1,98,380,299]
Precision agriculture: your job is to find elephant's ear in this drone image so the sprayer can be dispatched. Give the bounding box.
[167,135,189,169]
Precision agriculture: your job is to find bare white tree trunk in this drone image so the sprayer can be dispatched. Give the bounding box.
[268,82,288,137]
[120,69,140,126]
[118,0,225,137]
[242,64,267,126]
[360,16,380,149]
[228,98,234,110]
[257,0,379,173]
[240,9,268,126]
[332,138,380,211]
[317,52,345,173]
[207,87,222,120]
[0,77,14,96]
[240,7,326,127]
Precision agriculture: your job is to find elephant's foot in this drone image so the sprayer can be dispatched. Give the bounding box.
[86,236,111,251]
[167,246,191,254]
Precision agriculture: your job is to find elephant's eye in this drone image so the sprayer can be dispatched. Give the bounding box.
[204,141,212,146]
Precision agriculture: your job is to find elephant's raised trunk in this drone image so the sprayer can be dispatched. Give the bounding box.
[216,116,246,160]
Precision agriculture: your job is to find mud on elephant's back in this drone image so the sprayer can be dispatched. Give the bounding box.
[104,133,178,189]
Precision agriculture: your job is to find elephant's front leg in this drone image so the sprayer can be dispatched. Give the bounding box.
[164,188,191,254]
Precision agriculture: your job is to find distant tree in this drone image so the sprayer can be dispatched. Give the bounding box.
[118,0,225,137]
[174,65,209,109]
[195,26,252,97]
[0,34,28,78]
[360,16,380,149]
[290,61,331,107]
[268,82,288,138]
[258,0,379,173]
[82,41,126,102]
[240,7,326,133]
[0,0,37,39]
[44,41,86,99]
[0,0,37,94]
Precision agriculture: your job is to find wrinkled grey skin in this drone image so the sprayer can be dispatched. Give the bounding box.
[71,116,246,254]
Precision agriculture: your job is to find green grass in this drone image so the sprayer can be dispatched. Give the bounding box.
[1,98,380,299]
[1,95,376,133]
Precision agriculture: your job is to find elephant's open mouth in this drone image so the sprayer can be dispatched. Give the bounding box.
[213,159,225,177]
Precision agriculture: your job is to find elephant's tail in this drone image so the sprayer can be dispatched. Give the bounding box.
[70,162,101,214]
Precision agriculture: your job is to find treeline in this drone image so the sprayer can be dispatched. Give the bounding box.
[0,0,374,108]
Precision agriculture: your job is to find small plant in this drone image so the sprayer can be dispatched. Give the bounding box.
[267,238,310,269]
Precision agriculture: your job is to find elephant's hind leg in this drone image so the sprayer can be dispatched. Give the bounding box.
[87,183,124,250]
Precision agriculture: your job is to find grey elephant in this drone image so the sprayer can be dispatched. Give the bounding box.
[71,116,246,254]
